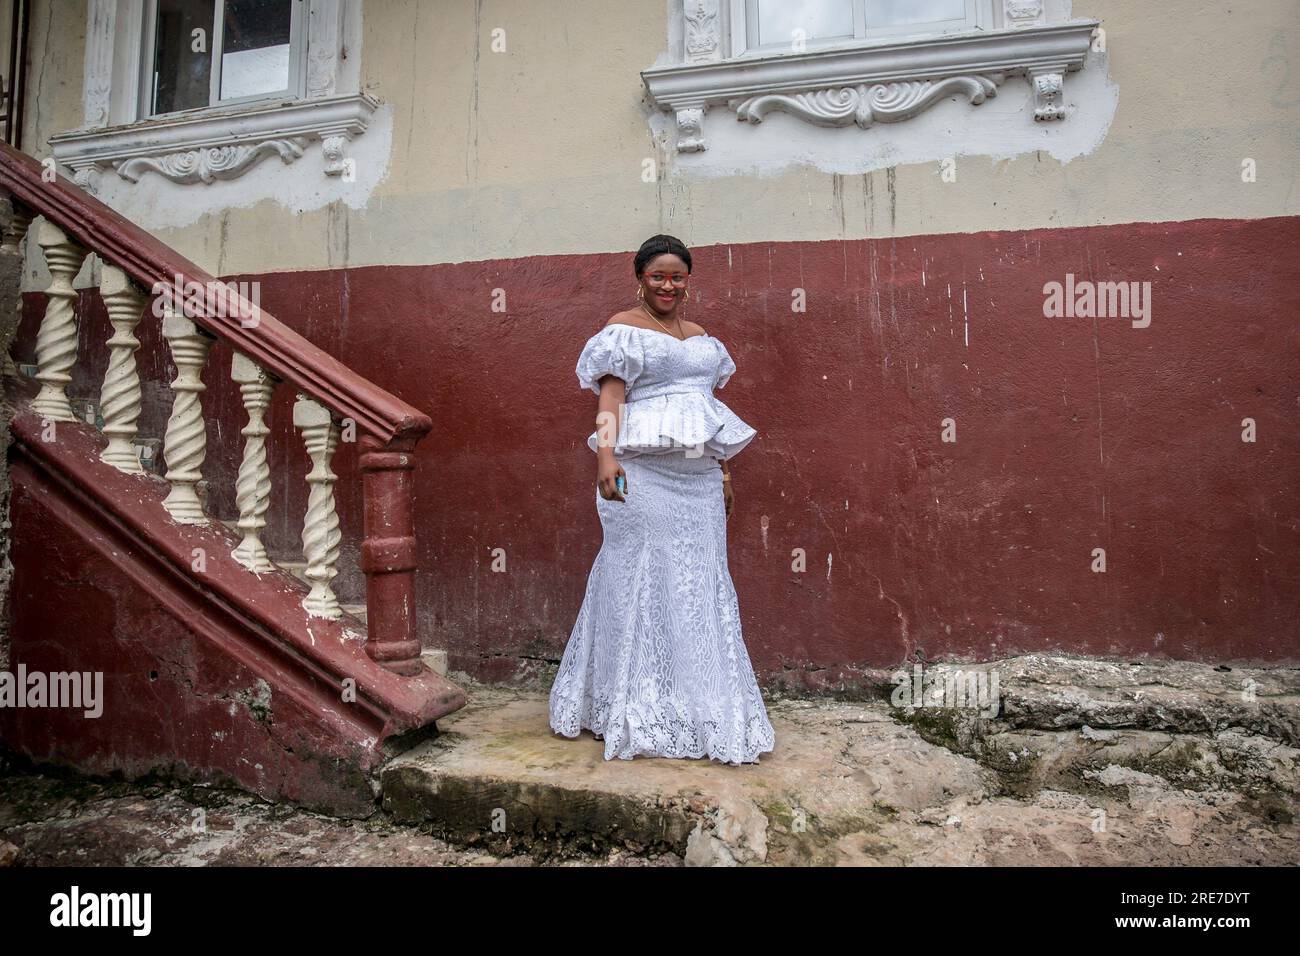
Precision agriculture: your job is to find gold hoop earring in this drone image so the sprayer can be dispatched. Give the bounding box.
[683,289,690,302]
[636,286,645,301]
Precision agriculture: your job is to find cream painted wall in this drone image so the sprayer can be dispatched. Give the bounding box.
[19,0,87,158]
[15,0,1300,276]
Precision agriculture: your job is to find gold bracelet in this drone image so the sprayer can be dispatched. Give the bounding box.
[721,474,731,482]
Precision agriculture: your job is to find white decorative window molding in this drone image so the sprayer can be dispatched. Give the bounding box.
[51,93,376,186]
[51,0,369,188]
[643,0,1099,152]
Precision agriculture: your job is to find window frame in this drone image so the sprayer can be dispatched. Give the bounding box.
[734,0,994,58]
[138,0,309,120]
[53,0,374,189]
[645,0,1099,153]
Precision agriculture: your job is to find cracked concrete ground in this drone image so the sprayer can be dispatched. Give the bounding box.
[2,656,1298,866]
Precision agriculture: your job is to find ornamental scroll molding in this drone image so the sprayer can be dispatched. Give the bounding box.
[115,139,311,185]
[51,93,376,190]
[643,4,1099,151]
[734,76,1001,129]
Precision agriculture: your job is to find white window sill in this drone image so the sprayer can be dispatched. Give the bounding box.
[642,20,1099,152]
[50,91,378,188]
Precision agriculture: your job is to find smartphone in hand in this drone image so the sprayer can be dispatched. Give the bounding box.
[616,475,626,496]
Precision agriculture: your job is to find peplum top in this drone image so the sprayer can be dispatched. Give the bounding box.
[576,323,757,460]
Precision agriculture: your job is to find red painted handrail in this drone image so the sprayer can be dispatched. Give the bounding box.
[0,140,431,446]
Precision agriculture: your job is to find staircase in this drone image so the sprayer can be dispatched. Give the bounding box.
[0,141,466,817]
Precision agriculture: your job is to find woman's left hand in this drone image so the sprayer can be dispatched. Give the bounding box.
[723,479,734,518]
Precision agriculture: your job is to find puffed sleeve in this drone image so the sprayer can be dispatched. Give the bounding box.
[712,337,738,390]
[576,325,645,396]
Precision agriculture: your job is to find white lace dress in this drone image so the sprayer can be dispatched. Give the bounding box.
[548,323,777,765]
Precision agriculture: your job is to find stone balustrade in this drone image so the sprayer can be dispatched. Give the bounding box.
[0,197,426,675]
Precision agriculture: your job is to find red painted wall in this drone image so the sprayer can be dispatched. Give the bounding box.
[1,400,463,811]
[3,449,377,816]
[16,216,1299,690]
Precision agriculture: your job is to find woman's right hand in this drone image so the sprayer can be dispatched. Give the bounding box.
[597,454,627,503]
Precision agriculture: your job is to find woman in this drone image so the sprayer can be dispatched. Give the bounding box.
[548,234,776,765]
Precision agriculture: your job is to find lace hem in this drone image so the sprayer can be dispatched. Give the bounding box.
[550,689,776,766]
[585,391,757,460]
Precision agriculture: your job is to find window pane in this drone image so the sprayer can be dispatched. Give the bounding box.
[150,0,216,115]
[756,0,854,46]
[866,0,966,27]
[219,0,293,100]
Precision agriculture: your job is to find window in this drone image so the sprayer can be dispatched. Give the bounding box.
[742,0,988,55]
[141,0,306,118]
[644,1,1099,152]
[52,0,377,189]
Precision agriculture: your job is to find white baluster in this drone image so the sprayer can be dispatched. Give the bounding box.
[231,352,277,572]
[31,220,87,422]
[97,265,146,473]
[161,309,212,524]
[294,394,342,620]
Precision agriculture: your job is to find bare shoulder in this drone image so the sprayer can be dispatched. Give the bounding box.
[682,319,707,337]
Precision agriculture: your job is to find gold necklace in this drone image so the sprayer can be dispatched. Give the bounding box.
[640,301,685,340]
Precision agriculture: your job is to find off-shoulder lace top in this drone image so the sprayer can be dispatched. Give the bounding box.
[575,323,756,460]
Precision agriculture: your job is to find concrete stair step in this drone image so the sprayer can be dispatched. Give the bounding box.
[379,684,986,865]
